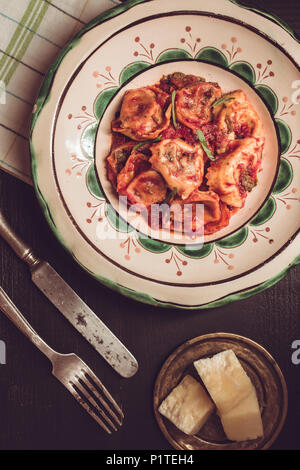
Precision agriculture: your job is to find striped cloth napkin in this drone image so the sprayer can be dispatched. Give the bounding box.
[0,0,124,185]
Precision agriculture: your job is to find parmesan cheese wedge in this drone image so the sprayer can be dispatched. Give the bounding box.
[194,349,263,442]
[220,388,263,442]
[194,349,254,414]
[158,375,214,435]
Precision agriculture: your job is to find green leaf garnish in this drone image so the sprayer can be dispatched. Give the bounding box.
[163,188,178,204]
[133,135,162,151]
[212,96,234,108]
[171,90,177,129]
[196,130,215,161]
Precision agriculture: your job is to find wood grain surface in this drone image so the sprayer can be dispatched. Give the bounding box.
[0,0,299,450]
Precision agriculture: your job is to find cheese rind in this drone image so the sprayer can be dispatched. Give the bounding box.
[194,349,253,415]
[158,375,214,435]
[221,388,263,442]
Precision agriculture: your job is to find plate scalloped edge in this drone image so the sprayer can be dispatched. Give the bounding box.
[30,0,300,310]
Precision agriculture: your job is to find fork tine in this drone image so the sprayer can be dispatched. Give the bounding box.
[74,376,118,432]
[65,381,113,434]
[82,373,123,426]
[82,367,124,421]
[81,382,123,427]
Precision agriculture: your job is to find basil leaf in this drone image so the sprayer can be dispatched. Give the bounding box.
[133,142,146,151]
[196,130,215,161]
[212,96,234,108]
[133,135,162,151]
[171,90,178,129]
[163,188,178,204]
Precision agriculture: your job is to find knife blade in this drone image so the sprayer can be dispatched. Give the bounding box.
[0,210,138,378]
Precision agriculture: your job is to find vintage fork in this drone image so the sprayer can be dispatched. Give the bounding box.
[0,286,124,434]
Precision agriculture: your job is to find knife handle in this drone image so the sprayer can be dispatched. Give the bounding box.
[0,211,41,269]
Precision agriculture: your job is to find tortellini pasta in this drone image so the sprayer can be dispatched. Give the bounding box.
[206,138,264,208]
[176,82,222,130]
[106,73,265,237]
[112,86,171,141]
[150,139,204,200]
[212,90,264,154]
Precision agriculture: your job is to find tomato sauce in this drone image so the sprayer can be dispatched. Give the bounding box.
[161,123,198,146]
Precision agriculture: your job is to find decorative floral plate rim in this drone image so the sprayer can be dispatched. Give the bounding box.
[30,0,300,309]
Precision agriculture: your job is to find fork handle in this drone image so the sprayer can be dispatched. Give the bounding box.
[0,211,41,269]
[0,286,57,362]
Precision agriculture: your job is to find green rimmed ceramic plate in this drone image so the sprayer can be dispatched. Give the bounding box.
[30,0,300,309]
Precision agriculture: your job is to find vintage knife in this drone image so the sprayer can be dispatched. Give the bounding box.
[0,210,138,378]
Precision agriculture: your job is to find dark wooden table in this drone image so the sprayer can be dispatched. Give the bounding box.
[0,0,299,451]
